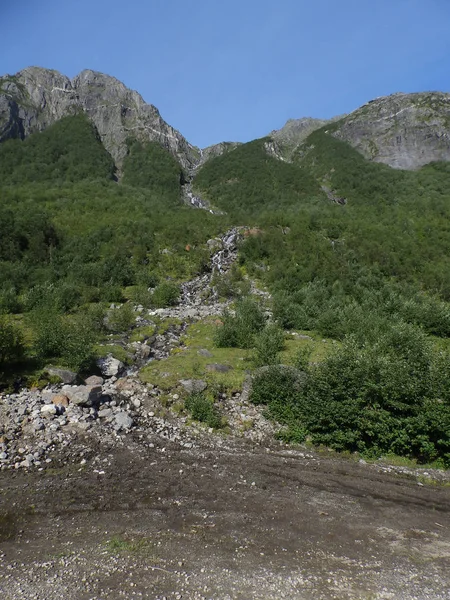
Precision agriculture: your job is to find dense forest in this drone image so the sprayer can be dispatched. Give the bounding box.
[1,114,450,466]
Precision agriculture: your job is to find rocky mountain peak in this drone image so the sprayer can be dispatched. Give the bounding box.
[332,91,450,169]
[0,66,198,170]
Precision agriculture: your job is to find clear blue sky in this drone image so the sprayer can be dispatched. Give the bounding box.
[2,0,450,148]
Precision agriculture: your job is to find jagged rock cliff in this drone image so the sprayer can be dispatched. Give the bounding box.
[332,92,450,169]
[0,66,198,170]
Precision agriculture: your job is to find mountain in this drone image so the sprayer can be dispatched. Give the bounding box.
[1,67,450,173]
[0,66,198,171]
[332,92,450,169]
[268,93,450,170]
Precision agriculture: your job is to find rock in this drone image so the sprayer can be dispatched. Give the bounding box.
[40,405,57,416]
[207,238,222,252]
[179,379,207,394]
[0,67,197,171]
[52,394,69,408]
[44,366,78,384]
[114,412,133,431]
[206,364,232,373]
[198,349,213,358]
[84,375,104,386]
[64,385,102,407]
[98,408,113,419]
[97,355,124,378]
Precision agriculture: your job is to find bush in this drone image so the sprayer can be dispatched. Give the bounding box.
[60,316,96,371]
[215,298,266,349]
[250,365,304,425]
[298,323,449,463]
[252,324,285,367]
[151,282,180,308]
[107,303,136,333]
[0,287,21,314]
[185,392,223,429]
[0,317,24,368]
[29,307,66,359]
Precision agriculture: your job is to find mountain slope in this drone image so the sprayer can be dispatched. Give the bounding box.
[0,67,198,170]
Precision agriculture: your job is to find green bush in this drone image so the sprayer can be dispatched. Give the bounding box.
[60,316,96,371]
[107,303,136,333]
[29,307,66,359]
[252,324,285,367]
[0,317,24,368]
[151,282,180,308]
[185,392,223,429]
[215,298,266,349]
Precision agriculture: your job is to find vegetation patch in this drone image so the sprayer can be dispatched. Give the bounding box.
[139,319,250,392]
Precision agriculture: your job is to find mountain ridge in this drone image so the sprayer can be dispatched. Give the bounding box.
[1,66,450,172]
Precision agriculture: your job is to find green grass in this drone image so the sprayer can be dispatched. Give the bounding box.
[93,343,132,365]
[128,324,157,343]
[104,535,155,556]
[139,319,335,392]
[140,318,251,392]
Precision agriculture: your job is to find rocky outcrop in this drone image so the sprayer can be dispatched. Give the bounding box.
[200,141,242,164]
[332,92,450,170]
[0,67,198,170]
[270,94,450,169]
[270,117,332,158]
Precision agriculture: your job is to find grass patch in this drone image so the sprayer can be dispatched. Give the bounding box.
[129,324,157,343]
[140,318,250,392]
[280,330,337,365]
[93,344,132,365]
[105,535,155,556]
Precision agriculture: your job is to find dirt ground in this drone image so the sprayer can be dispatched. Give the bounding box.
[1,432,450,600]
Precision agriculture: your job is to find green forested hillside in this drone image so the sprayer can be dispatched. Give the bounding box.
[0,115,224,379]
[193,138,324,219]
[0,114,116,184]
[1,114,450,465]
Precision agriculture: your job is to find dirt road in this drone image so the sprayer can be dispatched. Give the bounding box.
[1,432,449,599]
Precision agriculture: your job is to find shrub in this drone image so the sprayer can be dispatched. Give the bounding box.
[29,307,66,359]
[0,287,21,314]
[0,317,24,368]
[151,282,180,308]
[107,303,136,333]
[252,324,285,367]
[185,392,223,429]
[60,316,96,371]
[215,298,266,349]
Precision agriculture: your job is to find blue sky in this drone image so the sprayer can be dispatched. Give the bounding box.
[2,0,450,148]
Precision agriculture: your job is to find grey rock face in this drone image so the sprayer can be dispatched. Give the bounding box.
[97,355,124,378]
[270,117,332,159]
[200,141,242,164]
[179,379,207,394]
[0,66,198,170]
[332,92,450,169]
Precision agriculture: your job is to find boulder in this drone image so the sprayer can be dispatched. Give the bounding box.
[51,394,69,408]
[179,379,207,394]
[44,366,77,384]
[84,375,104,387]
[64,385,102,407]
[97,355,124,378]
[40,404,57,416]
[206,364,232,373]
[114,411,133,431]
